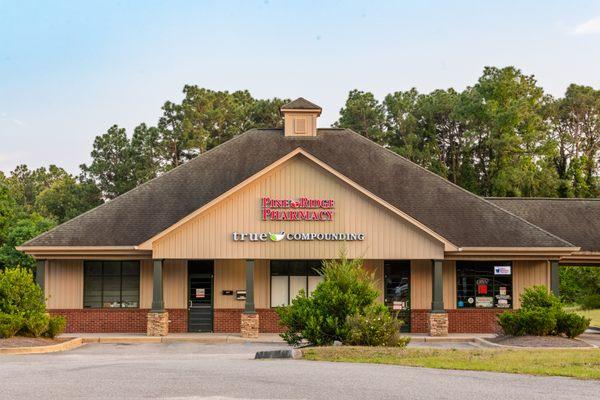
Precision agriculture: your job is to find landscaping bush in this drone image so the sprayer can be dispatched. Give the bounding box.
[25,312,50,337]
[498,286,590,338]
[0,266,45,318]
[45,315,67,338]
[346,304,410,347]
[556,311,590,339]
[0,313,24,338]
[520,285,561,310]
[578,293,600,311]
[277,254,389,346]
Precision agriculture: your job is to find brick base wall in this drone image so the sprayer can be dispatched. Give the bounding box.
[410,309,505,334]
[410,310,430,333]
[213,309,285,333]
[447,309,505,334]
[49,309,188,333]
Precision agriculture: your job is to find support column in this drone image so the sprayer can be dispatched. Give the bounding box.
[429,259,448,336]
[147,259,169,336]
[241,259,259,338]
[550,260,560,297]
[35,259,46,295]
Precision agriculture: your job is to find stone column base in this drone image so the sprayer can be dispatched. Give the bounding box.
[241,313,259,338]
[428,312,448,336]
[147,311,169,336]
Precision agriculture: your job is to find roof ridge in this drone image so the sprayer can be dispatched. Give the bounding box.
[487,197,600,201]
[22,128,259,247]
[342,128,576,248]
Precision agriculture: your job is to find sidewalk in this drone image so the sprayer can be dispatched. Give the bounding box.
[61,332,497,345]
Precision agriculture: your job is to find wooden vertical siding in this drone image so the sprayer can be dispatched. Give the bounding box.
[153,156,444,260]
[139,260,153,309]
[363,260,384,303]
[443,260,456,310]
[164,260,187,309]
[46,260,83,309]
[213,259,270,309]
[410,260,432,309]
[513,260,550,308]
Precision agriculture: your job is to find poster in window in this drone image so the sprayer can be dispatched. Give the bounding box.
[392,301,406,310]
[195,288,205,299]
[494,266,511,275]
[497,298,510,308]
[476,278,489,295]
[476,296,494,308]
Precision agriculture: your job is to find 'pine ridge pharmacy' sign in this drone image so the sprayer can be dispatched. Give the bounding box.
[261,197,334,222]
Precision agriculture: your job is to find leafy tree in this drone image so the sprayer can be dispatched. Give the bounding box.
[35,174,102,223]
[548,84,600,197]
[335,90,386,144]
[0,213,54,270]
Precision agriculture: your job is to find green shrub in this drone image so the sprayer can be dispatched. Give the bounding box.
[579,293,600,310]
[556,311,590,338]
[499,286,590,338]
[0,313,24,338]
[277,254,380,346]
[45,316,67,338]
[25,312,50,337]
[520,285,561,310]
[498,312,526,336]
[0,266,45,317]
[346,304,410,347]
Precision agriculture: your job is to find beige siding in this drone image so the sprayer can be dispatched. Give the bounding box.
[214,259,245,309]
[411,260,432,309]
[363,260,384,303]
[164,260,187,309]
[153,156,444,260]
[46,260,83,309]
[139,260,153,309]
[443,260,456,309]
[513,260,550,308]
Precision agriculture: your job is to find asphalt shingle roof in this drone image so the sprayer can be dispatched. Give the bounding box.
[280,97,322,111]
[24,129,573,248]
[488,198,600,252]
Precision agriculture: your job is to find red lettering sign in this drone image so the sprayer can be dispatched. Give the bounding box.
[261,197,335,221]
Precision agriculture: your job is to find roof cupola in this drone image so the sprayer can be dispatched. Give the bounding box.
[280,97,321,137]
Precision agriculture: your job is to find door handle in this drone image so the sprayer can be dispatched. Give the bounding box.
[188,300,192,309]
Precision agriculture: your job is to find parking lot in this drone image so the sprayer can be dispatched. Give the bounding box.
[1,342,599,399]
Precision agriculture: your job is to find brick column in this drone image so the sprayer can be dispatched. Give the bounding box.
[241,259,259,338]
[429,259,448,336]
[147,259,169,336]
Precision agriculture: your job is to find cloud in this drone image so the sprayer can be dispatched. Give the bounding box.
[574,16,600,35]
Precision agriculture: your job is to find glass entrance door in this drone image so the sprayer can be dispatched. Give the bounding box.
[384,260,411,332]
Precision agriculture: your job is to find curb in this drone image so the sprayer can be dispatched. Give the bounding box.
[68,336,286,345]
[0,338,83,355]
[475,337,598,350]
[255,349,302,359]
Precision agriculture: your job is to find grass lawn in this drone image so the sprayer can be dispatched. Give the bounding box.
[303,346,600,380]
[574,309,600,327]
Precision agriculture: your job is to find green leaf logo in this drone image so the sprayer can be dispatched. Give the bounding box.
[269,232,285,242]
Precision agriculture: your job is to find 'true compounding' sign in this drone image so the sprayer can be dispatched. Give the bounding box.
[261,197,334,222]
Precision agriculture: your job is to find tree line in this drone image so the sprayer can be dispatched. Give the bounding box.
[0,66,599,271]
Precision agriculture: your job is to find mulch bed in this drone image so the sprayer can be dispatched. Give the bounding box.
[0,337,68,348]
[489,335,592,348]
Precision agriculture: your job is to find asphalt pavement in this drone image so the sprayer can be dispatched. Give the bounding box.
[0,342,598,399]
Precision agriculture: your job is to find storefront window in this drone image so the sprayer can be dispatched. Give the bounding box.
[84,261,140,308]
[456,261,512,309]
[270,260,323,307]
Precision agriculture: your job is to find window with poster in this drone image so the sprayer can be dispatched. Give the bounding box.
[456,261,512,309]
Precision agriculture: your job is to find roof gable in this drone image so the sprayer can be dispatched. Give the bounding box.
[151,152,447,259]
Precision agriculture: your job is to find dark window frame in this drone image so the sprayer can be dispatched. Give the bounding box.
[456,261,513,309]
[83,260,140,309]
[270,260,322,307]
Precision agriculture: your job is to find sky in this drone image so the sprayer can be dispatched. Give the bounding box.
[1,0,600,174]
